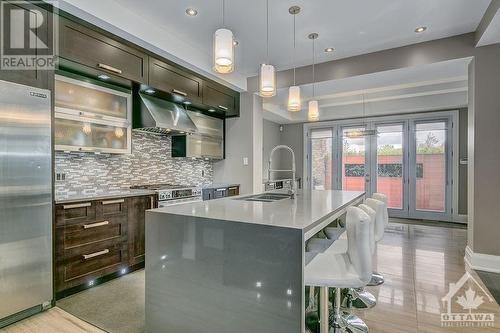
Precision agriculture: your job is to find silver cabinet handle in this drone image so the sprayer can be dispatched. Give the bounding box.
[218,105,228,110]
[83,249,109,260]
[83,221,109,229]
[97,63,122,74]
[172,89,187,97]
[102,199,124,205]
[63,202,91,209]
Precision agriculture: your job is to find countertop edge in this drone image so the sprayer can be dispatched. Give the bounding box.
[55,190,156,204]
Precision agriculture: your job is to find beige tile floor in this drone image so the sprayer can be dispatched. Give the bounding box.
[2,222,499,333]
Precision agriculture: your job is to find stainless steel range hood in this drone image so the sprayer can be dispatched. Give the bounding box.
[133,93,197,135]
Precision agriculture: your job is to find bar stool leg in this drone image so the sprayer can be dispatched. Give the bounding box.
[367,272,384,286]
[319,286,329,333]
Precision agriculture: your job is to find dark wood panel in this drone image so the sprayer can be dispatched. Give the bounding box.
[63,216,127,249]
[128,195,155,266]
[55,237,127,292]
[203,84,236,115]
[149,57,202,104]
[0,2,50,88]
[55,201,97,227]
[59,17,147,83]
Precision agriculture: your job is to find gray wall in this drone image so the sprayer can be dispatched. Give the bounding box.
[214,93,263,194]
[262,119,281,181]
[469,43,500,256]
[55,132,213,198]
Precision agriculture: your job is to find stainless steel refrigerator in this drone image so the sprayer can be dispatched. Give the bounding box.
[0,80,52,327]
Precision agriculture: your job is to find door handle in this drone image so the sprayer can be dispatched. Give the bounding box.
[97,63,122,74]
[172,89,188,97]
[83,249,109,260]
[83,221,109,229]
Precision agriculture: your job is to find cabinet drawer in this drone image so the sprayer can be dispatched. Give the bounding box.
[98,198,128,218]
[56,202,97,226]
[59,18,147,83]
[149,58,202,103]
[63,216,127,249]
[58,239,126,290]
[203,84,235,115]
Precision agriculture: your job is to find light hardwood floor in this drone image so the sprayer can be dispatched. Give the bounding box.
[0,307,105,333]
[2,222,499,333]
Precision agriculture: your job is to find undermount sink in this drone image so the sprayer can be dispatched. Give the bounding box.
[235,193,292,202]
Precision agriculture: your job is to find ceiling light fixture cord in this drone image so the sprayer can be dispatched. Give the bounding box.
[293,12,296,85]
[312,36,315,97]
[266,0,269,63]
[222,0,225,27]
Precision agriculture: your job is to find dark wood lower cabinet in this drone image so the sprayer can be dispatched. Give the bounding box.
[128,195,155,266]
[55,194,155,298]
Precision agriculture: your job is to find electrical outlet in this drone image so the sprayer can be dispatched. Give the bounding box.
[243,157,249,166]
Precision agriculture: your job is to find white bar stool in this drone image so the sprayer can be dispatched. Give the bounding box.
[305,206,373,333]
[366,193,389,286]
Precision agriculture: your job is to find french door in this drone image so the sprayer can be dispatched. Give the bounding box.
[308,115,454,221]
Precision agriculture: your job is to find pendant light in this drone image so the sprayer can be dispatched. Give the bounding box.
[287,6,301,112]
[259,0,276,97]
[214,0,234,74]
[345,93,378,138]
[308,33,319,121]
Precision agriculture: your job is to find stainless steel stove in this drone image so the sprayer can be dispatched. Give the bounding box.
[130,184,202,207]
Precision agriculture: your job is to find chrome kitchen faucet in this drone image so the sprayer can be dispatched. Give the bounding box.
[268,145,296,199]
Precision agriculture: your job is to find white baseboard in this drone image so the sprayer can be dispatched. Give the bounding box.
[465,245,500,273]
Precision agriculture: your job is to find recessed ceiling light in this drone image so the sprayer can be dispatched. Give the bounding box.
[144,88,155,94]
[208,109,215,112]
[324,47,334,53]
[186,8,198,16]
[415,26,427,33]
[97,74,110,80]
[233,40,239,46]
[183,101,192,105]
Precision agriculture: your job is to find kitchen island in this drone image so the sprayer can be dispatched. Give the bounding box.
[145,190,364,333]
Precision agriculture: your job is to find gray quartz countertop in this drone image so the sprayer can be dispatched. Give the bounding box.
[149,189,364,232]
[55,189,156,204]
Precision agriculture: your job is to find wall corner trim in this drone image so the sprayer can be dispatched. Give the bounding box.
[465,245,500,274]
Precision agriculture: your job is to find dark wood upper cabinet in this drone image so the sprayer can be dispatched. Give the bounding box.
[0,2,50,89]
[203,83,238,117]
[58,17,147,83]
[148,57,202,104]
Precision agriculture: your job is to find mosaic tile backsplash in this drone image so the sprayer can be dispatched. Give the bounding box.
[55,131,213,197]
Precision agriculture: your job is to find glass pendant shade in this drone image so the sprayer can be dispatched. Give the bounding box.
[213,28,234,73]
[287,86,301,111]
[259,64,276,97]
[308,100,319,121]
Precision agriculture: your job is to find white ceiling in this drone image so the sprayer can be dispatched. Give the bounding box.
[60,0,490,91]
[263,58,470,124]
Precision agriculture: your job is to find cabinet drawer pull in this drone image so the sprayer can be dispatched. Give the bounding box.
[218,105,228,110]
[228,187,238,190]
[97,63,122,74]
[83,221,109,229]
[83,249,109,260]
[172,89,187,97]
[63,202,91,209]
[102,199,124,205]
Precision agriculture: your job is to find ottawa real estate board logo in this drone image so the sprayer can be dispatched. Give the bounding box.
[441,271,495,327]
[1,1,58,70]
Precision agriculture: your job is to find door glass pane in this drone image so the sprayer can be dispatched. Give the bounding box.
[54,118,128,150]
[376,124,404,209]
[311,129,333,190]
[415,121,446,212]
[55,78,128,120]
[342,127,366,191]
